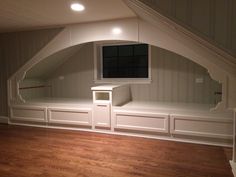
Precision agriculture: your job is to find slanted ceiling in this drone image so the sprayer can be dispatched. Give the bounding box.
[26,44,84,79]
[138,0,236,58]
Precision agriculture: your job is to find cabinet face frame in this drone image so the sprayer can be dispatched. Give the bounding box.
[93,103,111,128]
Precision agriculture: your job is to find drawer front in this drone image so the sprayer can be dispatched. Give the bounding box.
[10,106,47,122]
[94,103,110,127]
[48,108,92,126]
[114,110,169,133]
[170,115,233,139]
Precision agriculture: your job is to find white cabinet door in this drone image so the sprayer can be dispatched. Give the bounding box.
[94,103,110,128]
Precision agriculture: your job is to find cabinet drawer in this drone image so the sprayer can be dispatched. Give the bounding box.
[94,103,110,128]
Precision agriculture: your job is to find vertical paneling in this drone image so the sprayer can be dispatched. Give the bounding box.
[191,0,211,36]
[140,0,236,57]
[0,28,62,116]
[49,43,94,99]
[130,46,220,104]
[155,0,172,15]
[175,0,188,24]
[44,44,220,104]
[214,0,228,47]
[232,0,236,53]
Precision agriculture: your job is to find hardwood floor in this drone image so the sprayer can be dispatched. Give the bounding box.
[0,124,233,177]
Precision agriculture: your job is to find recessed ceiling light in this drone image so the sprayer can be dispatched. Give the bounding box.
[71,3,85,12]
[112,27,122,35]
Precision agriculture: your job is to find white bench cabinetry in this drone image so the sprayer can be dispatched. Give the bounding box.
[10,105,47,123]
[91,85,131,129]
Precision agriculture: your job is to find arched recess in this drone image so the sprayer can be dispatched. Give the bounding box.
[8,17,236,110]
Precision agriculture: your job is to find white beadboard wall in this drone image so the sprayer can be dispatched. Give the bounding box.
[131,47,220,103]
[46,42,220,104]
[0,28,62,116]
[1,0,236,116]
[139,0,236,57]
[20,79,51,100]
[48,43,94,99]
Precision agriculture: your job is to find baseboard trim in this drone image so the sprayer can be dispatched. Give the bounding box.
[0,116,9,124]
[8,121,232,147]
[230,161,236,177]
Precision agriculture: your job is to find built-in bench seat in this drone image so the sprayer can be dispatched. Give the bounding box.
[113,101,233,144]
[10,97,93,126]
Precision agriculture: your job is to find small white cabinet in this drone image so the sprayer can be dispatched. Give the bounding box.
[91,84,130,129]
[91,86,113,129]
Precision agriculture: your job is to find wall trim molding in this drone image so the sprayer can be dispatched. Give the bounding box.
[0,116,9,124]
[8,121,232,148]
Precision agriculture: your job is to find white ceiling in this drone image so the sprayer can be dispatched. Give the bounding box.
[0,0,136,33]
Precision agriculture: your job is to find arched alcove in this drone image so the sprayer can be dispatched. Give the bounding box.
[8,18,234,146]
[16,40,222,111]
[8,18,234,112]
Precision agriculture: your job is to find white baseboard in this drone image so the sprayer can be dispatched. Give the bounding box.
[9,121,232,147]
[0,116,8,124]
[230,161,236,177]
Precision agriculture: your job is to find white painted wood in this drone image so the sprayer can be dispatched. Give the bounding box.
[69,18,138,46]
[92,84,131,128]
[113,109,169,133]
[91,85,122,91]
[8,17,236,109]
[48,107,92,126]
[46,43,220,105]
[112,84,131,106]
[49,43,94,99]
[25,98,93,107]
[19,79,50,100]
[93,103,111,128]
[170,114,233,139]
[10,105,47,122]
[138,0,236,58]
[112,101,233,142]
[91,84,131,105]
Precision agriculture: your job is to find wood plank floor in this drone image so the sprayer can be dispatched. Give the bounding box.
[0,124,233,177]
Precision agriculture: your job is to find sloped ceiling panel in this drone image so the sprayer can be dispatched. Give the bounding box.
[138,0,236,58]
[26,44,84,79]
